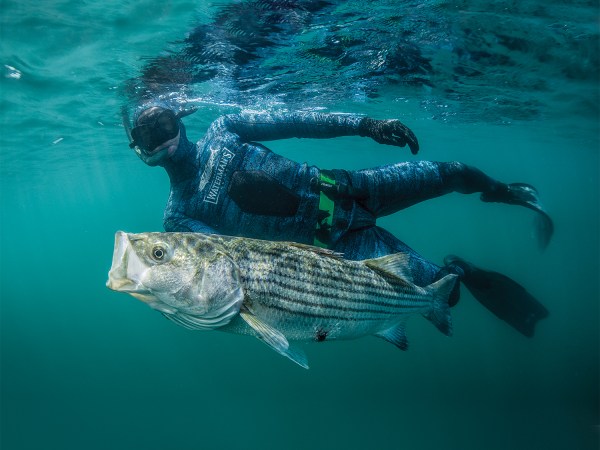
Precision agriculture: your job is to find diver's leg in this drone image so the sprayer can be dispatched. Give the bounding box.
[438,163,554,250]
[338,161,553,248]
[336,161,499,216]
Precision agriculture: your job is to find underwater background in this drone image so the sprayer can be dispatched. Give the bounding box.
[1,1,598,449]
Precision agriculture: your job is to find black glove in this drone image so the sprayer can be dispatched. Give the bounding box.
[358,118,419,154]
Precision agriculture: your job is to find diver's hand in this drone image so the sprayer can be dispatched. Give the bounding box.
[358,118,419,154]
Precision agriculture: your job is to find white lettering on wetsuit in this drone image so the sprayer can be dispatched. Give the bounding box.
[203,148,235,204]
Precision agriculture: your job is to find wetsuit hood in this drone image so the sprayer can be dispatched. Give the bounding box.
[126,101,197,168]
[169,120,195,164]
[161,120,198,182]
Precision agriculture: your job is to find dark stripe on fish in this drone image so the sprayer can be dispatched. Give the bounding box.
[259,274,425,308]
[241,277,428,318]
[257,301,408,323]
[241,268,426,308]
[248,251,412,286]
[269,267,415,298]
[266,292,424,321]
[240,253,410,289]
[242,250,376,281]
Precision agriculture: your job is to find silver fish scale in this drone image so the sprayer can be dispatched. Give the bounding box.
[222,239,434,341]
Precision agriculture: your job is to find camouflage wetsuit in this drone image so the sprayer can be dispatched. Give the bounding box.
[157,111,506,291]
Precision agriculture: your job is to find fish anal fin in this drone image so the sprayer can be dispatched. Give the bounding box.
[239,307,309,369]
[375,322,408,351]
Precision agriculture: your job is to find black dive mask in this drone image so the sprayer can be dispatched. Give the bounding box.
[129,108,180,154]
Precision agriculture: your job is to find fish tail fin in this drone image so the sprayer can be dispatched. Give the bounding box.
[424,274,458,336]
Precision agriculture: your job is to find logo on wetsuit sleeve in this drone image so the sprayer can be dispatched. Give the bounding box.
[203,148,235,204]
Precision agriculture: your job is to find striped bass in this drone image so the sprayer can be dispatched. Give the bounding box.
[106,231,457,368]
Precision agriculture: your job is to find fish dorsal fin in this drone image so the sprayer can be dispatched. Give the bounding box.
[364,252,413,285]
[286,242,344,259]
[239,306,309,369]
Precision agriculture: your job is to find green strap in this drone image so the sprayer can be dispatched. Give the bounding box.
[313,172,336,248]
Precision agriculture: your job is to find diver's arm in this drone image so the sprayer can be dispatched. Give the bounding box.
[218,112,419,154]
[164,212,217,234]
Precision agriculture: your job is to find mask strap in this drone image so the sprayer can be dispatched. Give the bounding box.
[121,106,143,156]
[121,106,135,144]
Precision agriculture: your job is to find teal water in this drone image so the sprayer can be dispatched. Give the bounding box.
[1,1,599,450]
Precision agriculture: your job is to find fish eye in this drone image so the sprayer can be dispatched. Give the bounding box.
[151,245,167,262]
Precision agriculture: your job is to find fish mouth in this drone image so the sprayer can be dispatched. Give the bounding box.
[106,231,152,299]
[107,277,150,294]
[107,231,130,290]
[106,276,134,292]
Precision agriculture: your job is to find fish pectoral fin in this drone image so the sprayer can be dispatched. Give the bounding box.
[239,309,309,369]
[375,322,408,351]
[364,253,413,285]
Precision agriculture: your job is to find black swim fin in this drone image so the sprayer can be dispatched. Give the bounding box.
[481,183,554,250]
[444,255,549,337]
